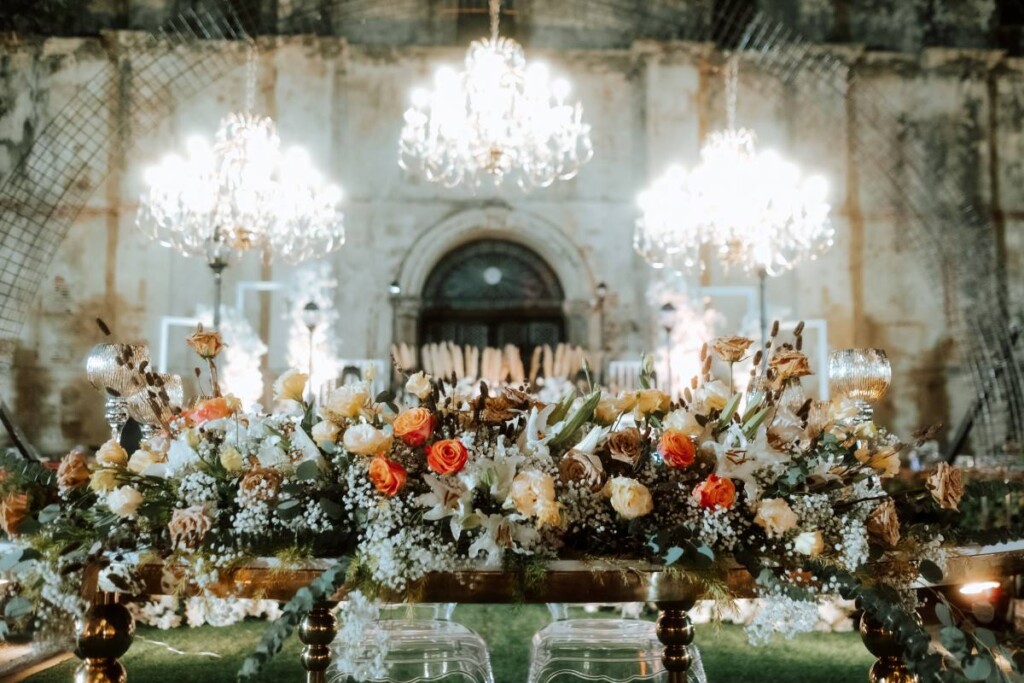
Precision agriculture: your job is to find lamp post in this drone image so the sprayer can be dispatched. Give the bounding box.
[389,280,402,390]
[594,281,608,384]
[302,301,320,402]
[659,302,676,398]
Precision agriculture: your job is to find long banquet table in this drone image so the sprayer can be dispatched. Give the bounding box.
[71,543,1024,683]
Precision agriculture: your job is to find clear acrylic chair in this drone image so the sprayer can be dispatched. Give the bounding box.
[332,603,495,683]
[528,604,706,683]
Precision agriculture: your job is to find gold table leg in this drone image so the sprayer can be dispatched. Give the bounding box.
[859,612,917,683]
[657,600,696,683]
[73,595,135,683]
[299,602,338,683]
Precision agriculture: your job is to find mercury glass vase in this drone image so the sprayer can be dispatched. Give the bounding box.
[86,343,150,441]
[828,348,891,423]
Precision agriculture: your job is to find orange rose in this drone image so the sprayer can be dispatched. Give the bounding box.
[186,395,240,426]
[369,456,407,497]
[426,439,468,475]
[695,475,735,510]
[658,430,696,469]
[393,408,436,447]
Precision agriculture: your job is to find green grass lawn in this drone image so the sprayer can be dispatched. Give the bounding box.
[28,605,873,682]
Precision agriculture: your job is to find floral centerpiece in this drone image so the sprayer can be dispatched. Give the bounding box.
[0,323,1019,681]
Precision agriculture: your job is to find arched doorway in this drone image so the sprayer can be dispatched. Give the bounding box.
[419,240,566,354]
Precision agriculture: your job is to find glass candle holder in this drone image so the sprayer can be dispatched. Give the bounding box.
[828,348,891,423]
[127,374,184,437]
[86,343,150,440]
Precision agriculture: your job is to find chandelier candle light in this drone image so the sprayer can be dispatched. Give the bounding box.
[137,44,345,329]
[398,0,593,190]
[635,56,833,343]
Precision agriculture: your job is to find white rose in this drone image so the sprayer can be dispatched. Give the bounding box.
[695,380,730,412]
[509,471,560,527]
[273,370,308,403]
[106,486,143,518]
[604,476,653,520]
[342,423,393,456]
[322,384,370,422]
[257,443,289,469]
[793,530,825,557]
[663,409,703,437]
[311,420,341,446]
[754,498,799,538]
[127,449,162,475]
[405,371,433,400]
[96,439,128,467]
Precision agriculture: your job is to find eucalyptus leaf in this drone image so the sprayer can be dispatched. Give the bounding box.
[319,497,343,520]
[0,550,22,573]
[940,626,967,656]
[295,460,320,481]
[37,504,60,524]
[964,655,993,681]
[4,597,32,619]
[919,559,944,584]
[935,602,953,627]
[663,547,684,565]
[974,627,997,648]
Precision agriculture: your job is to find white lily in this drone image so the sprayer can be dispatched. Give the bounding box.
[573,425,609,455]
[416,474,476,541]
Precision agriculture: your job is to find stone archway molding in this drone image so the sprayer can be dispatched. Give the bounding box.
[394,205,598,350]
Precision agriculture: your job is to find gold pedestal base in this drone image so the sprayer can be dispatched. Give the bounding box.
[657,600,696,683]
[73,601,135,683]
[859,613,917,683]
[299,602,338,683]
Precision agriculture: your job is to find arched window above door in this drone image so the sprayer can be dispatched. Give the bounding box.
[420,240,566,351]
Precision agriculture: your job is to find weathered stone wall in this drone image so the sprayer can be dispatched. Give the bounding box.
[0,32,1019,454]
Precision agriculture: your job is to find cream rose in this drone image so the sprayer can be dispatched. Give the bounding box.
[663,409,703,438]
[405,371,433,400]
[219,445,244,473]
[273,370,308,403]
[106,486,143,518]
[509,471,561,528]
[96,439,128,468]
[604,476,654,520]
[343,423,393,456]
[322,384,370,422]
[127,449,162,475]
[754,498,799,538]
[695,380,730,412]
[311,420,341,447]
[89,468,119,493]
[793,530,825,557]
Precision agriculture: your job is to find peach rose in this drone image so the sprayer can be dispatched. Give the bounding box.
[658,430,696,469]
[559,450,606,492]
[273,370,308,403]
[394,408,436,447]
[607,428,644,471]
[342,424,393,456]
[604,477,654,520]
[187,395,240,426]
[369,456,407,497]
[57,451,91,493]
[754,498,799,538]
[127,449,164,475]
[0,493,29,536]
[427,439,469,475]
[855,446,900,479]
[770,349,813,382]
[186,326,225,359]
[96,439,128,468]
[712,336,754,363]
[510,471,561,528]
[927,463,964,511]
[867,499,900,548]
[695,475,735,510]
[168,505,212,550]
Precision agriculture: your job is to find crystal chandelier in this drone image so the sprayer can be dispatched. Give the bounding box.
[137,45,345,328]
[636,58,832,276]
[634,56,833,339]
[398,0,593,190]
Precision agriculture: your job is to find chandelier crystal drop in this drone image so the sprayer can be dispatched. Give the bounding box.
[398,0,593,190]
[634,58,833,276]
